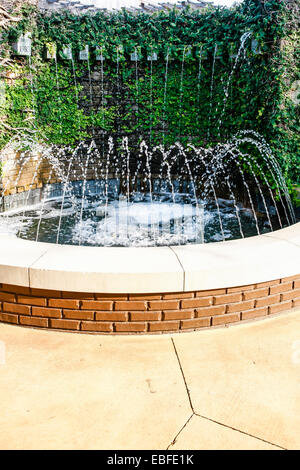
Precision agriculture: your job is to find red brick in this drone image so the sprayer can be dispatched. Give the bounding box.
[162,293,193,300]
[212,313,240,326]
[3,302,31,315]
[95,294,128,300]
[241,307,268,320]
[81,321,113,332]
[269,301,292,314]
[81,300,114,310]
[180,317,211,330]
[149,321,180,332]
[255,294,280,308]
[163,309,194,321]
[0,292,16,302]
[196,305,226,317]
[282,274,300,282]
[32,307,62,318]
[0,312,19,324]
[49,298,80,309]
[50,319,80,330]
[181,297,212,309]
[30,288,61,298]
[243,288,269,300]
[281,289,300,302]
[115,301,147,311]
[95,312,128,322]
[226,300,255,313]
[63,310,94,321]
[227,285,254,293]
[62,291,94,299]
[293,298,300,308]
[270,282,293,295]
[148,300,179,311]
[213,293,242,305]
[255,279,280,288]
[115,322,147,332]
[129,294,162,300]
[196,288,226,297]
[20,316,48,328]
[18,296,46,306]
[1,284,30,295]
[130,311,161,321]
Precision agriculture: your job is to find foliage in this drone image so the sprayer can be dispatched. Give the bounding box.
[0,0,299,184]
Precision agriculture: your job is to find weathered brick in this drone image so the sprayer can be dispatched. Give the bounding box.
[241,307,268,320]
[49,298,80,309]
[180,317,211,330]
[50,319,80,330]
[3,302,31,315]
[196,305,226,317]
[255,294,280,308]
[115,301,147,311]
[81,321,113,332]
[115,322,147,332]
[226,300,255,313]
[0,312,19,324]
[18,296,46,306]
[243,288,269,300]
[270,282,293,295]
[20,316,48,328]
[149,321,180,332]
[163,309,194,321]
[269,301,292,315]
[32,307,62,318]
[148,300,179,311]
[63,309,94,321]
[95,311,128,322]
[130,311,161,321]
[213,293,242,305]
[212,313,240,326]
[181,297,212,309]
[281,289,300,302]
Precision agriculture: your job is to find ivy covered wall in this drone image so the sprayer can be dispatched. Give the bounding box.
[0,0,299,185]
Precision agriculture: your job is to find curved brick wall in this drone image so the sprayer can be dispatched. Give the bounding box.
[0,275,299,334]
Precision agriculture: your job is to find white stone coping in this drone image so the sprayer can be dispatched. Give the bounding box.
[0,223,299,293]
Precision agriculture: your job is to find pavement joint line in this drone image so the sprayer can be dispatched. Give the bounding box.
[193,412,287,450]
[171,337,287,450]
[171,337,194,413]
[166,413,194,450]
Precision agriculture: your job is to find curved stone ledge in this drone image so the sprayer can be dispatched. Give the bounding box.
[0,223,299,333]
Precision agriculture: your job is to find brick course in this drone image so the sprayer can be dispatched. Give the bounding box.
[0,275,299,334]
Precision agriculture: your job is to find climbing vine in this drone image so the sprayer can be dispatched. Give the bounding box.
[0,0,299,185]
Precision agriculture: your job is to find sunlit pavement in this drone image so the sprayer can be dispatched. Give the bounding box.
[0,309,299,450]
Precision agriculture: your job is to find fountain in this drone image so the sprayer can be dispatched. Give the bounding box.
[0,23,299,335]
